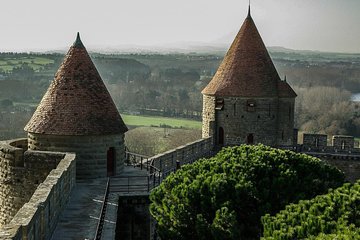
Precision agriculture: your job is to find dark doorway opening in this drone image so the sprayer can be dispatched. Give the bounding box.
[247,134,254,144]
[218,127,224,145]
[107,147,116,176]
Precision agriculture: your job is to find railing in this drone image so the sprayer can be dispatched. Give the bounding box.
[125,150,150,170]
[94,177,110,240]
[126,151,162,176]
[111,151,163,193]
[121,137,213,194]
[110,173,162,193]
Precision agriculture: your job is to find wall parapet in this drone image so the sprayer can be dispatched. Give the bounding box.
[0,152,76,240]
[149,137,213,177]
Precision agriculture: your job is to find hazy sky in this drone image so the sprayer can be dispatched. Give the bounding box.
[1,0,359,53]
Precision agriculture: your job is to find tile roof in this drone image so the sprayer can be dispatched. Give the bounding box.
[202,13,296,98]
[24,33,128,136]
[278,80,297,98]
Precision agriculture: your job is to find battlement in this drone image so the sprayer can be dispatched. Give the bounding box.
[0,139,75,227]
[301,133,360,154]
[0,151,76,240]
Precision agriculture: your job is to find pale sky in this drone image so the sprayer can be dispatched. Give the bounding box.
[1,0,359,53]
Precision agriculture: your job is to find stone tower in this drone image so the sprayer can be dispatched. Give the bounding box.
[24,33,128,178]
[202,8,297,147]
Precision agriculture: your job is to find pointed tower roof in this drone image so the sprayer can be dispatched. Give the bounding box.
[24,33,128,135]
[202,11,295,98]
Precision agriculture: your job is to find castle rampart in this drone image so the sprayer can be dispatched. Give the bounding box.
[150,137,213,177]
[0,139,73,227]
[0,150,76,240]
[285,133,360,182]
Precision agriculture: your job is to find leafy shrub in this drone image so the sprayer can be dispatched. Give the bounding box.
[150,145,345,239]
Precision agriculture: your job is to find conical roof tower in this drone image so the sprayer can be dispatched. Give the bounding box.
[202,9,296,98]
[25,33,128,135]
[201,7,297,147]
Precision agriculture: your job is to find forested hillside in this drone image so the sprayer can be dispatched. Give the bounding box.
[0,49,359,140]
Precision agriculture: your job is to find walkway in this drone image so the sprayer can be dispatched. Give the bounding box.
[50,166,153,240]
[51,178,108,240]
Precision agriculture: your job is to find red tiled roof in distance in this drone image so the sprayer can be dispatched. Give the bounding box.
[24,33,128,135]
[202,13,284,97]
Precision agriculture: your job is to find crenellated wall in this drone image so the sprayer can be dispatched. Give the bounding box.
[0,149,76,240]
[293,133,360,182]
[0,139,69,226]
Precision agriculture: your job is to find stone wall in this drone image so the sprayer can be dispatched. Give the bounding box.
[0,139,66,226]
[208,96,281,146]
[303,152,360,183]
[149,137,213,177]
[0,151,76,240]
[202,94,296,146]
[202,95,216,139]
[277,98,295,146]
[116,194,150,240]
[332,135,355,151]
[27,133,125,179]
[302,133,328,150]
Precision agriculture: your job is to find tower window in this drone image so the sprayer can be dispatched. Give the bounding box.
[215,98,224,110]
[233,103,236,116]
[246,100,256,112]
[288,106,291,121]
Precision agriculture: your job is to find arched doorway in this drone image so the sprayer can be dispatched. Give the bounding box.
[107,147,115,176]
[247,134,254,144]
[218,127,224,145]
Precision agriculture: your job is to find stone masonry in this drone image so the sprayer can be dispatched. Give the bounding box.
[0,150,76,239]
[27,133,125,179]
[24,33,127,179]
[0,139,72,227]
[201,10,296,147]
[202,96,295,146]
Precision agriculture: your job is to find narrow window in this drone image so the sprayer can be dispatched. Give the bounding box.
[233,103,236,116]
[218,127,224,145]
[247,134,254,144]
[268,104,271,117]
[315,138,319,148]
[288,106,291,121]
[215,98,224,110]
[246,100,256,112]
[281,130,284,140]
[341,140,345,150]
[107,147,116,176]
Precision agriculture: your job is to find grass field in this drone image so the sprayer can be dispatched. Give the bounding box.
[122,114,202,129]
[0,57,54,72]
[125,126,202,156]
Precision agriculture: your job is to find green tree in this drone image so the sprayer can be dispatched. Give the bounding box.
[262,181,360,239]
[150,145,345,239]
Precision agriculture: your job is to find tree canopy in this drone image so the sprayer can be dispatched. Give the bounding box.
[262,181,360,239]
[150,145,345,239]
